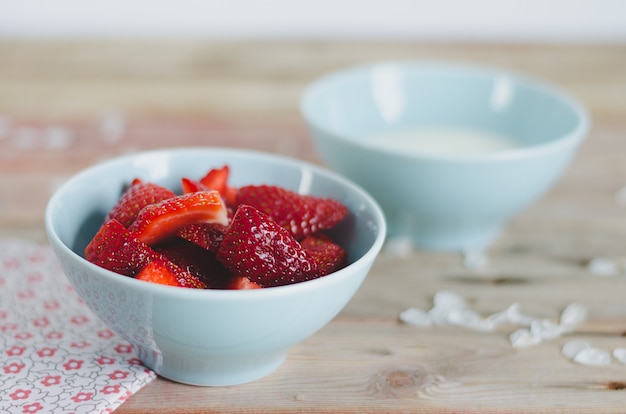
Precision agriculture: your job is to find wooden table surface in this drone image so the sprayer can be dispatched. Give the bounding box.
[2,41,626,413]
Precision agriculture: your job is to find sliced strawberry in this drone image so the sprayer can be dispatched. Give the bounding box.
[200,165,237,206]
[301,234,348,276]
[129,191,228,246]
[135,259,208,288]
[84,219,159,276]
[106,180,176,228]
[226,275,262,290]
[235,185,349,240]
[155,238,231,288]
[216,205,319,287]
[177,223,227,253]
[136,261,181,287]
[181,177,208,194]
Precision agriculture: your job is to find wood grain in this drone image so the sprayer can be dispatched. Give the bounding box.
[1,41,626,412]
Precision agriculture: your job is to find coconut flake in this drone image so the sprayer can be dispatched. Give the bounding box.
[530,319,567,340]
[432,291,467,310]
[587,257,619,276]
[510,328,542,348]
[463,247,490,271]
[613,348,626,364]
[382,236,413,258]
[399,307,432,327]
[490,303,536,327]
[560,303,588,327]
[573,347,612,366]
[562,340,593,359]
[447,308,493,331]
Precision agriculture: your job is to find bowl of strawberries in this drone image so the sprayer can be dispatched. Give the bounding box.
[45,147,386,386]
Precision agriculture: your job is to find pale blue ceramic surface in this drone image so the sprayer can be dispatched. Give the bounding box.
[45,148,386,386]
[301,62,590,250]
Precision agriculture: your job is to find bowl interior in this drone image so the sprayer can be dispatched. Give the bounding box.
[301,62,587,150]
[47,147,385,271]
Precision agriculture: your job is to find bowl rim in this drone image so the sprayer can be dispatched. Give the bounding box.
[45,146,387,299]
[299,60,591,163]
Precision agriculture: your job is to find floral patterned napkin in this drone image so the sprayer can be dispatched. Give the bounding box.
[0,239,156,414]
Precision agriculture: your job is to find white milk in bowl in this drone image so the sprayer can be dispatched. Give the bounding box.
[364,127,521,156]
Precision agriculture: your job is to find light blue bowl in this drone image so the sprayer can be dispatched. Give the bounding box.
[45,148,386,386]
[301,62,590,250]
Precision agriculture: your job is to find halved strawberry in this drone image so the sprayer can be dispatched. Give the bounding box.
[129,191,228,246]
[106,180,176,228]
[135,259,208,288]
[235,185,349,240]
[181,177,208,194]
[136,261,181,287]
[301,234,348,276]
[177,223,227,253]
[155,238,231,288]
[216,205,319,287]
[200,165,237,206]
[84,219,159,276]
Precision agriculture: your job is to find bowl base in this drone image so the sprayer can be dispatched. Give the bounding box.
[139,346,287,386]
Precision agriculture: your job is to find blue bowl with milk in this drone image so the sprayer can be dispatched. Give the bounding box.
[300,62,589,251]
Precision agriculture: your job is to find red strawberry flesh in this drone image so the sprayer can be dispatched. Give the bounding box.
[129,190,228,246]
[135,259,208,288]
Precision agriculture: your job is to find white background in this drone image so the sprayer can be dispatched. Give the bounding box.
[0,0,624,42]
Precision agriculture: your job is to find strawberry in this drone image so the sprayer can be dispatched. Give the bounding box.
[301,234,348,276]
[181,177,208,194]
[136,261,182,287]
[84,219,159,276]
[226,275,262,290]
[106,180,176,228]
[129,191,228,246]
[216,205,319,287]
[200,165,237,206]
[135,259,208,288]
[177,223,227,253]
[235,185,348,240]
[155,238,231,288]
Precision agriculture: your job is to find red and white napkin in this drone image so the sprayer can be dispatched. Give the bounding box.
[0,239,156,414]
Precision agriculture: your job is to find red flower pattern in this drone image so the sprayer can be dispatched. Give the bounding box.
[22,402,44,413]
[45,331,63,340]
[33,316,50,328]
[114,344,133,354]
[97,329,115,339]
[15,331,34,340]
[108,370,130,380]
[101,384,121,394]
[3,362,26,374]
[36,347,57,358]
[96,356,116,365]
[9,388,32,400]
[62,359,84,371]
[70,315,90,325]
[41,375,62,387]
[6,345,27,356]
[43,299,61,310]
[71,391,94,403]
